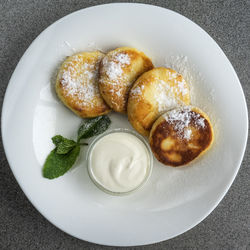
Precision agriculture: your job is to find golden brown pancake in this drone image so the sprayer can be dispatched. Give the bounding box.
[127,67,190,136]
[149,106,214,166]
[56,51,111,118]
[99,47,153,113]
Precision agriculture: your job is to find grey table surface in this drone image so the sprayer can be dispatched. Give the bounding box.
[0,0,249,249]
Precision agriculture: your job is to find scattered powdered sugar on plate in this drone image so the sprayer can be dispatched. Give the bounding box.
[64,41,76,53]
[101,52,131,83]
[164,106,205,140]
[164,54,218,136]
[57,41,78,57]
[86,41,105,53]
[164,55,216,108]
[164,54,221,168]
[60,55,102,107]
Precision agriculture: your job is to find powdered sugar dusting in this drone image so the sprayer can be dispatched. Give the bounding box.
[130,85,145,96]
[164,107,206,140]
[177,79,189,96]
[116,88,122,97]
[183,128,192,140]
[103,59,123,81]
[155,80,178,112]
[116,53,130,64]
[129,70,189,112]
[196,117,205,128]
[59,54,102,107]
[101,52,131,83]
[155,76,188,112]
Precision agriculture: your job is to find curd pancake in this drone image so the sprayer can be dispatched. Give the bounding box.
[149,106,214,167]
[99,47,153,113]
[56,51,111,118]
[127,67,190,136]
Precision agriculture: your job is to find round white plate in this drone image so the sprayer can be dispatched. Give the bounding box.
[1,3,248,246]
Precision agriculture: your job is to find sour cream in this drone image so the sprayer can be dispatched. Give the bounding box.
[88,131,152,194]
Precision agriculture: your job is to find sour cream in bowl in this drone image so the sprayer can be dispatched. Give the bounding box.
[87,129,153,195]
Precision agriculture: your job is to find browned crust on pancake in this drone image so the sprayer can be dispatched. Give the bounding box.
[99,47,154,113]
[149,107,214,166]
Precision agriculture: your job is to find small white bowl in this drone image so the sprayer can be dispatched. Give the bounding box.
[86,128,153,196]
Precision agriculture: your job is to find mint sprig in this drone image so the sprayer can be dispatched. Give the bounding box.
[52,135,77,154]
[42,115,111,179]
[77,115,111,142]
[43,146,80,179]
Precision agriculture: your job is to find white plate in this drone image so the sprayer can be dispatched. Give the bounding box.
[1,3,248,246]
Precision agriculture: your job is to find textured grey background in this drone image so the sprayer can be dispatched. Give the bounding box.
[0,0,249,249]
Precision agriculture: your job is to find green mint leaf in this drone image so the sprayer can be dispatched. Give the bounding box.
[43,145,80,179]
[52,135,64,146]
[51,135,77,154]
[56,140,77,154]
[77,115,111,141]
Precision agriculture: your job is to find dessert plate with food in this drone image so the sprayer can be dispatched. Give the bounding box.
[1,3,248,246]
